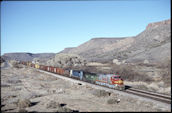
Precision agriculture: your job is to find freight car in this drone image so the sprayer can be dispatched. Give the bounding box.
[20,61,125,90]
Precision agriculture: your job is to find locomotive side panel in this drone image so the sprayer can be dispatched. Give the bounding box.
[70,70,83,80]
[83,72,98,84]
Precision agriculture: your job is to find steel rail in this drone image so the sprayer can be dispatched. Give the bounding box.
[125,88,171,104]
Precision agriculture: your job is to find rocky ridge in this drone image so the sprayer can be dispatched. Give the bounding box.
[61,19,171,64]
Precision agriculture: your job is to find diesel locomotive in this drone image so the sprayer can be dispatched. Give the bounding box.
[20,61,125,90]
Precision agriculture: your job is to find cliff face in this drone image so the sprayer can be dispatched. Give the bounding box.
[146,19,171,30]
[125,19,171,63]
[61,19,171,63]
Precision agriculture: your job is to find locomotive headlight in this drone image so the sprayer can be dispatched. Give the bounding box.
[119,80,123,85]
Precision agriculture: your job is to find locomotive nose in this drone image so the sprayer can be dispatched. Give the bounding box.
[119,79,123,85]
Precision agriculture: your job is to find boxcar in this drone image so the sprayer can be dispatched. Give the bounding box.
[55,67,64,75]
[49,66,54,72]
[51,66,54,73]
[53,67,57,73]
[64,69,70,76]
[47,66,50,72]
[44,66,48,71]
[55,67,60,74]
[59,68,65,75]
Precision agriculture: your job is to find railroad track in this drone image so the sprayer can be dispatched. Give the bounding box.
[33,67,171,104]
[125,86,171,104]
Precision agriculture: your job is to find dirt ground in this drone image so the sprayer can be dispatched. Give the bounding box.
[1,64,171,112]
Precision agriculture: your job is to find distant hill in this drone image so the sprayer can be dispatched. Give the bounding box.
[2,19,170,64]
[1,53,56,62]
[60,37,125,62]
[60,19,171,64]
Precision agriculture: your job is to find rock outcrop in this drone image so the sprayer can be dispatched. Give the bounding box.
[45,53,87,68]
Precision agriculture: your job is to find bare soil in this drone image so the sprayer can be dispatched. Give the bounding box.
[1,65,171,112]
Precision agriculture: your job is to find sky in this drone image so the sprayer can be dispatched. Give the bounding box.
[1,0,171,55]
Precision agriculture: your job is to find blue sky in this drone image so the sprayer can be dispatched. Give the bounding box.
[1,0,171,55]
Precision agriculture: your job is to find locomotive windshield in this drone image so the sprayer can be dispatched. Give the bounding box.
[114,76,120,79]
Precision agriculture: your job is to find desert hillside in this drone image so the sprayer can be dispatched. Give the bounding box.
[1,53,56,62]
[61,19,171,64]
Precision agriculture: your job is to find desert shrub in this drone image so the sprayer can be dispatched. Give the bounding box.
[137,62,157,67]
[107,98,120,104]
[155,59,171,69]
[13,63,23,68]
[47,101,77,112]
[154,60,171,87]
[109,64,153,82]
[17,99,31,109]
[161,70,171,87]
[7,78,22,84]
[18,108,28,112]
[47,101,60,108]
[91,89,111,97]
[57,107,73,112]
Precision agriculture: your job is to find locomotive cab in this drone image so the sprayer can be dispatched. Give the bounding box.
[111,75,125,90]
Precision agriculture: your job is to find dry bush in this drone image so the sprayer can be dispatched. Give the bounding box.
[18,108,28,112]
[91,89,111,97]
[7,78,22,84]
[155,59,171,69]
[161,70,171,87]
[107,98,120,104]
[155,60,171,87]
[109,64,153,82]
[13,63,24,68]
[137,62,157,67]
[17,99,31,109]
[47,101,77,112]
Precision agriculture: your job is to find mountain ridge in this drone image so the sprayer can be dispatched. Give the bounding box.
[2,19,171,64]
[60,19,171,63]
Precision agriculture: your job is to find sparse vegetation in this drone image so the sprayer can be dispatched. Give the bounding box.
[1,62,170,112]
[110,64,153,82]
[17,99,31,109]
[107,98,120,104]
[91,89,111,97]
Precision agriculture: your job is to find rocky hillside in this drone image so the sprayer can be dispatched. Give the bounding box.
[2,19,170,65]
[1,53,55,62]
[45,53,87,68]
[61,19,171,64]
[60,38,125,62]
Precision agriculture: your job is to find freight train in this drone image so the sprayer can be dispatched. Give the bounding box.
[19,61,125,90]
